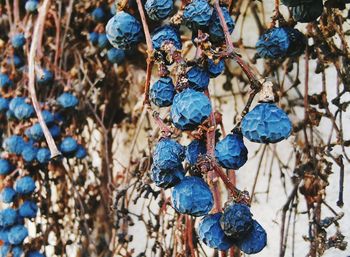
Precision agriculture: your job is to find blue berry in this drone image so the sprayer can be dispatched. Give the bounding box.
[185,139,206,165]
[22,146,38,162]
[91,7,105,22]
[284,28,307,57]
[19,200,38,218]
[3,135,26,155]
[89,32,99,45]
[49,125,61,138]
[152,25,182,50]
[171,176,213,216]
[98,33,109,49]
[0,228,10,243]
[75,145,87,159]
[106,11,142,50]
[25,0,39,13]
[12,246,23,257]
[187,65,210,91]
[153,138,185,170]
[11,33,26,48]
[7,54,23,68]
[220,203,253,238]
[36,148,51,164]
[236,220,267,254]
[25,123,44,141]
[145,0,174,21]
[8,225,28,245]
[0,73,13,88]
[215,133,248,170]
[60,137,78,154]
[0,98,9,112]
[9,97,26,112]
[0,159,12,175]
[0,208,18,227]
[170,88,212,131]
[150,77,176,107]
[256,28,290,59]
[28,251,45,257]
[107,48,125,64]
[207,59,225,78]
[198,213,234,251]
[37,69,53,85]
[150,165,185,188]
[183,0,212,30]
[292,0,323,23]
[57,93,79,108]
[41,110,54,125]
[209,6,235,43]
[6,110,15,120]
[14,103,34,120]
[15,176,36,195]
[0,187,16,203]
[241,103,292,143]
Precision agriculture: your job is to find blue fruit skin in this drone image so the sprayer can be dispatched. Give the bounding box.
[107,48,125,64]
[75,145,87,159]
[0,98,9,112]
[209,6,235,43]
[145,0,174,21]
[150,77,176,107]
[215,133,248,170]
[0,188,16,203]
[153,138,185,170]
[0,159,12,175]
[241,103,292,143]
[92,7,105,22]
[256,28,290,59]
[183,0,212,30]
[0,228,10,243]
[21,146,38,162]
[89,32,99,45]
[25,0,39,12]
[3,136,26,155]
[12,246,23,257]
[28,251,45,257]
[7,55,23,68]
[25,123,44,141]
[9,97,26,112]
[37,69,53,85]
[170,88,212,131]
[60,137,78,154]
[0,74,13,88]
[98,33,109,49]
[236,220,267,254]
[292,0,323,23]
[14,103,34,120]
[41,110,54,125]
[285,28,307,57]
[2,245,23,257]
[187,66,210,91]
[19,200,38,218]
[152,25,182,50]
[57,93,79,108]
[171,176,213,216]
[15,176,36,195]
[150,165,185,188]
[36,148,51,164]
[8,225,28,245]
[106,11,142,50]
[0,208,18,227]
[185,140,206,165]
[49,125,61,138]
[207,59,224,78]
[198,213,234,251]
[220,203,253,238]
[11,33,26,49]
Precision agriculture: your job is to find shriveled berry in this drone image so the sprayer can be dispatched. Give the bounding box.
[209,6,235,43]
[49,125,61,138]
[198,213,234,251]
[285,28,307,57]
[9,97,26,112]
[57,93,79,108]
[11,33,26,49]
[14,103,34,120]
[41,110,55,125]
[98,33,109,49]
[107,48,125,64]
[21,146,38,162]
[19,200,38,218]
[36,148,51,164]
[292,0,323,23]
[92,7,105,22]
[25,0,39,13]
[0,208,18,227]
[171,176,213,216]
[0,73,13,88]
[183,0,212,30]
[8,225,28,245]
[171,88,212,131]
[0,159,13,175]
[241,103,292,143]
[150,165,185,188]
[15,176,36,195]
[215,133,248,170]
[89,32,99,45]
[3,135,26,155]
[150,77,176,107]
[220,203,253,238]
[37,69,54,85]
[75,145,87,159]
[185,139,206,165]
[152,25,182,50]
[0,187,16,203]
[145,0,174,21]
[153,138,185,170]
[0,98,9,112]
[106,11,142,50]
[60,137,78,155]
[25,123,44,141]
[187,66,210,91]
[207,59,225,78]
[256,28,290,59]
[236,220,267,254]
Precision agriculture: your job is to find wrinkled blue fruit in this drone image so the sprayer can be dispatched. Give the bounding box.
[220,203,253,238]
[185,139,206,165]
[25,123,44,141]
[89,32,99,45]
[0,208,18,227]
[0,187,16,203]
[25,0,39,13]
[152,25,182,50]
[3,135,26,155]
[19,200,38,218]
[215,133,248,170]
[14,103,34,120]
[15,176,36,195]
[91,7,105,22]
[150,77,176,107]
[9,97,26,112]
[8,225,28,245]
[0,159,13,175]
[153,138,185,170]
[0,244,23,257]
[198,213,234,251]
[107,48,125,64]
[98,33,109,49]
[145,0,174,21]
[75,145,87,159]
[36,148,51,164]
[0,74,13,88]
[281,0,315,7]
[187,66,210,91]
[22,146,38,162]
[42,110,54,125]
[0,98,9,112]
[284,28,307,57]
[241,103,292,143]
[171,176,213,216]
[292,0,323,23]
[57,93,78,108]
[106,11,142,50]
[37,69,54,85]
[209,6,235,43]
[171,88,212,131]
[183,0,212,30]
[60,137,78,155]
[150,165,185,188]
[207,59,225,78]
[236,220,267,254]
[11,33,26,49]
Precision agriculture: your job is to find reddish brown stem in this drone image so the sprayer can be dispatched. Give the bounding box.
[186,216,196,257]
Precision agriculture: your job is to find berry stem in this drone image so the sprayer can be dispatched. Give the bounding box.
[28,0,61,159]
[152,111,172,136]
